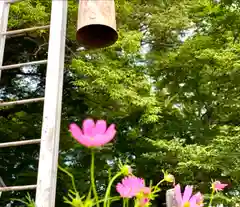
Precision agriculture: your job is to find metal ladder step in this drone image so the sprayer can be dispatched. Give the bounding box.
[0,97,44,107]
[0,139,41,148]
[0,59,47,71]
[1,25,50,36]
[0,185,37,192]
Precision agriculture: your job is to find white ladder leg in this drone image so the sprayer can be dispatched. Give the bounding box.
[35,0,68,206]
[0,0,10,81]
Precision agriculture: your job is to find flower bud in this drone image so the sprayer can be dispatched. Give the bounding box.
[164,173,175,183]
[121,165,132,176]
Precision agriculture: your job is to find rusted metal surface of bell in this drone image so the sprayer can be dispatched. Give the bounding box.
[76,0,118,49]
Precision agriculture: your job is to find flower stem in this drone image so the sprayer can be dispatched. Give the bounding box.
[123,198,126,207]
[93,196,120,206]
[156,179,165,187]
[153,179,165,192]
[134,199,138,207]
[58,165,77,193]
[103,171,122,207]
[208,188,215,207]
[91,150,99,207]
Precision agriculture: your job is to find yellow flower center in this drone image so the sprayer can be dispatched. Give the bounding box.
[183,202,190,207]
[197,201,203,206]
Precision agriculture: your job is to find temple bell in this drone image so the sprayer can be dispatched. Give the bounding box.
[76,0,118,49]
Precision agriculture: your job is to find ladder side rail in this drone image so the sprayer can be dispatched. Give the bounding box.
[166,189,177,207]
[0,1,10,80]
[35,0,68,206]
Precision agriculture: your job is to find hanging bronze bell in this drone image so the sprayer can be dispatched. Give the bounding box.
[76,0,118,49]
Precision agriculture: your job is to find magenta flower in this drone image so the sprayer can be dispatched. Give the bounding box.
[116,176,145,198]
[212,181,228,191]
[69,119,116,147]
[174,184,198,207]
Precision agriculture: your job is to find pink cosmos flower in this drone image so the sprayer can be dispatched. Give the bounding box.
[69,119,116,147]
[212,181,228,191]
[194,192,204,207]
[174,184,198,207]
[116,176,145,198]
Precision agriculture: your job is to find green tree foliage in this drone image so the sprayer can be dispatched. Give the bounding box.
[1,0,240,206]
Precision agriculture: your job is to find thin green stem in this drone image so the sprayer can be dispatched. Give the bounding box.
[58,165,77,193]
[93,196,120,206]
[152,179,165,192]
[103,172,122,207]
[91,150,100,207]
[134,199,138,207]
[123,198,126,207]
[208,188,215,207]
[126,198,129,207]
[155,179,165,188]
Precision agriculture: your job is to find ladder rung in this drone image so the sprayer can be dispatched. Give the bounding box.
[0,139,41,148]
[5,0,24,4]
[0,59,47,70]
[0,185,37,192]
[1,25,50,36]
[0,97,44,107]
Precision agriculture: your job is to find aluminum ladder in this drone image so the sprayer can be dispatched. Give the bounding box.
[0,0,68,206]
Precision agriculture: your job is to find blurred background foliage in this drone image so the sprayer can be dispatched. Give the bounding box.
[1,0,240,206]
